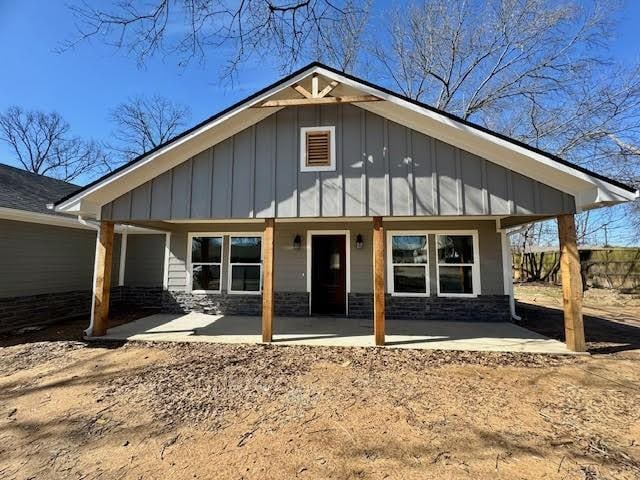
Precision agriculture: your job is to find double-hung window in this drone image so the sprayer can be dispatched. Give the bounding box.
[228,235,262,294]
[190,236,223,293]
[436,234,478,296]
[388,233,429,296]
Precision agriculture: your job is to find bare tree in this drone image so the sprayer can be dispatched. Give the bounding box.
[374,0,639,243]
[373,0,612,119]
[65,0,370,79]
[0,106,108,182]
[108,95,191,161]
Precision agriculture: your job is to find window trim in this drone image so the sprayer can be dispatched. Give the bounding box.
[299,126,336,172]
[227,233,264,295]
[187,233,224,294]
[386,231,430,297]
[435,232,481,298]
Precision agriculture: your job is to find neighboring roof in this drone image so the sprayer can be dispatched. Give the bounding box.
[54,62,639,215]
[0,163,79,216]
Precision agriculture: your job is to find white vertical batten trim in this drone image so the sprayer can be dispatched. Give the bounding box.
[118,232,128,286]
[163,232,171,290]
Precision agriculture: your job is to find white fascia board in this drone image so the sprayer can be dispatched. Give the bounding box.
[0,207,97,230]
[314,67,638,207]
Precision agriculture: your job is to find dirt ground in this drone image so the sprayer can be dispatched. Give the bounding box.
[1,287,640,479]
[516,283,640,355]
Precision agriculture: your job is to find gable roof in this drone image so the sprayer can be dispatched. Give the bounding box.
[54,62,638,216]
[0,163,79,216]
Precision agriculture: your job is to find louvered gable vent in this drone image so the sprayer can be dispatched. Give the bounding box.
[305,130,331,167]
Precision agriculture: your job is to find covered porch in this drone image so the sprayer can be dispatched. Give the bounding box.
[89,214,588,353]
[95,311,574,354]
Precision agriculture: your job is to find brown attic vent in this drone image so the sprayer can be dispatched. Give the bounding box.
[305,130,331,167]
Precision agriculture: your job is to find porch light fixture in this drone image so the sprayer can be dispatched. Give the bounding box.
[355,234,364,249]
[293,234,302,250]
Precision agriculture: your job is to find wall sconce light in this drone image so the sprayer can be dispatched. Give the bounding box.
[293,234,302,250]
[355,234,364,249]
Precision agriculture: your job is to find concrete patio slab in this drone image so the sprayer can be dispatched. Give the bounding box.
[95,312,575,354]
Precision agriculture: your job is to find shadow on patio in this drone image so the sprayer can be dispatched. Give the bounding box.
[98,312,574,354]
[517,301,640,355]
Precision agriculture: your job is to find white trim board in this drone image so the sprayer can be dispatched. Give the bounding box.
[0,207,96,230]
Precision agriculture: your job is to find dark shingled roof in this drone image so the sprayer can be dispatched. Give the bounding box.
[0,163,80,216]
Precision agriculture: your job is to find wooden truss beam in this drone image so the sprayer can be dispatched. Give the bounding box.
[255,95,381,108]
[253,76,381,107]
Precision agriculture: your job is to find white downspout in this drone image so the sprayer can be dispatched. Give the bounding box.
[500,229,522,321]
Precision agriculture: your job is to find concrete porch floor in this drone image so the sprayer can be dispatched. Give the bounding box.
[96,313,575,354]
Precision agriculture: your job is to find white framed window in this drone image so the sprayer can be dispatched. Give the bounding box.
[228,234,263,294]
[188,234,223,293]
[386,232,430,296]
[436,233,480,297]
[300,126,336,172]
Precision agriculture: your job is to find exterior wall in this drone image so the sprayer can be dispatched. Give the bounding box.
[0,219,163,331]
[0,219,121,298]
[161,219,509,319]
[102,105,575,222]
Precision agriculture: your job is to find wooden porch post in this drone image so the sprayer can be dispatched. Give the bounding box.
[557,214,586,352]
[262,218,275,343]
[373,217,385,346]
[93,221,115,337]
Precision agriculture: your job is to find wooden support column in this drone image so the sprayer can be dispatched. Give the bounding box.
[262,218,275,342]
[373,217,385,346]
[93,221,115,337]
[557,214,586,352]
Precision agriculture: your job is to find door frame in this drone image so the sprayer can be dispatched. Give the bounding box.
[306,230,351,316]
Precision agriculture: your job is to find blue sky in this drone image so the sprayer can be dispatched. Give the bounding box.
[0,1,638,244]
[1,0,638,177]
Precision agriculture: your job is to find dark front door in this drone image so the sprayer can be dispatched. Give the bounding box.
[311,235,346,315]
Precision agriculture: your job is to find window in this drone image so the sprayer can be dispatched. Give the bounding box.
[229,235,262,293]
[190,236,222,292]
[436,234,478,296]
[300,126,336,172]
[388,233,429,296]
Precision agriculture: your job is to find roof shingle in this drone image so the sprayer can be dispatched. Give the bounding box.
[0,163,80,216]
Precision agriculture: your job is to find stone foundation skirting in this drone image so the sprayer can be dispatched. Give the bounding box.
[0,290,92,332]
[161,290,310,317]
[111,285,163,310]
[348,293,511,321]
[0,286,165,333]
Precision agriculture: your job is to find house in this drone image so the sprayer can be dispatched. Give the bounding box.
[53,63,639,352]
[0,163,164,332]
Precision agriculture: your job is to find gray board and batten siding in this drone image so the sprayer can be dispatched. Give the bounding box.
[0,219,165,298]
[102,104,575,221]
